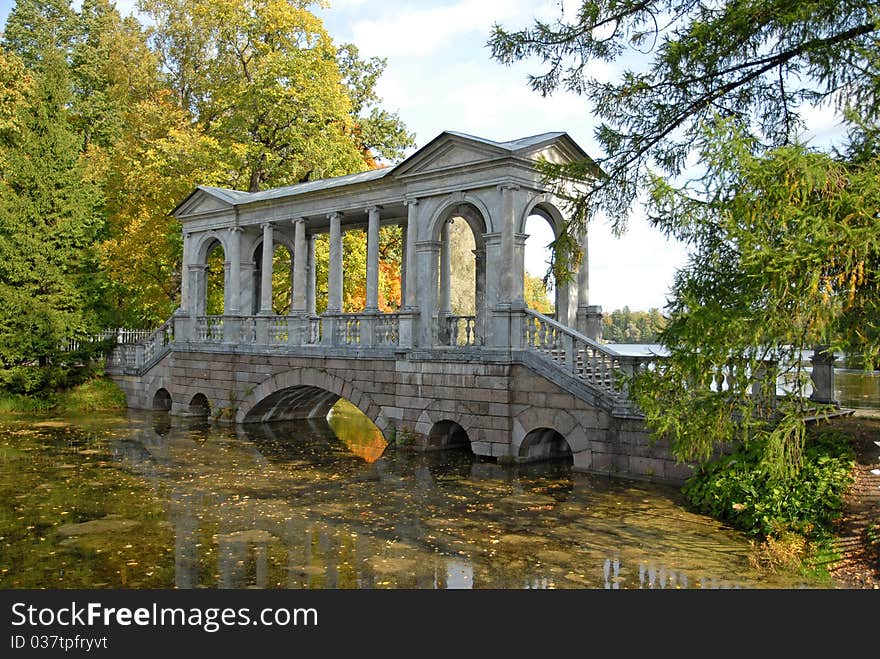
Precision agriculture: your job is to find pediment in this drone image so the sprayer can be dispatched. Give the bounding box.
[171,186,242,218]
[393,134,509,177]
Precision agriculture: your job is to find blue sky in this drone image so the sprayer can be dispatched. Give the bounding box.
[0,0,846,312]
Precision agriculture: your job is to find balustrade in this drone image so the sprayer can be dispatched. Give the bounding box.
[446,316,479,346]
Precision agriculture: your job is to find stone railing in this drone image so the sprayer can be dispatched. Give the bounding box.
[196,316,224,342]
[330,313,400,348]
[142,318,174,365]
[188,313,400,350]
[446,315,480,346]
[522,309,657,402]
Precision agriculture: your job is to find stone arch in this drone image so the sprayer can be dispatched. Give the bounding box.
[235,368,382,432]
[520,196,580,322]
[428,196,490,247]
[188,393,211,416]
[512,407,588,463]
[428,198,490,346]
[193,231,229,265]
[519,196,566,236]
[427,419,473,451]
[518,428,572,462]
[152,387,172,411]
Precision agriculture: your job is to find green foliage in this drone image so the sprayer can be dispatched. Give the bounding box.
[682,425,856,541]
[0,47,108,392]
[602,307,667,343]
[490,0,880,237]
[492,2,880,476]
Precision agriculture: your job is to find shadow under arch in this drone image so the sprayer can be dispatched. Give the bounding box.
[517,427,573,464]
[188,393,211,417]
[152,387,172,411]
[236,368,383,433]
[427,419,474,452]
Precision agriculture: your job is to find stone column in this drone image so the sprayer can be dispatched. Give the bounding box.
[415,241,440,347]
[498,184,523,308]
[365,206,381,312]
[179,232,192,315]
[227,227,242,314]
[259,222,274,315]
[575,224,602,340]
[191,264,208,316]
[307,234,317,316]
[439,220,452,315]
[403,199,419,309]
[399,222,407,307]
[809,346,838,405]
[292,218,307,313]
[327,212,343,313]
[473,247,486,345]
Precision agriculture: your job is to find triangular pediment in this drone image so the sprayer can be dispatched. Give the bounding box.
[171,186,244,218]
[392,133,510,177]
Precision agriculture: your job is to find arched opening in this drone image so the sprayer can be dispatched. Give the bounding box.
[437,204,487,346]
[251,242,293,315]
[523,213,557,317]
[152,388,172,411]
[518,428,573,464]
[205,239,225,315]
[327,399,387,462]
[241,385,387,462]
[188,393,211,417]
[427,420,473,452]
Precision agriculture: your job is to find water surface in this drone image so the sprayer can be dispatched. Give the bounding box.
[1,403,845,590]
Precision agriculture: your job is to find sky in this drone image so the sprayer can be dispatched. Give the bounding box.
[0,0,847,312]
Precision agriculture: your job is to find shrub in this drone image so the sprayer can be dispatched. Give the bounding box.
[682,426,856,540]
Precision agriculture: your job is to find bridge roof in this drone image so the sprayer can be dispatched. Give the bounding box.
[171,130,592,218]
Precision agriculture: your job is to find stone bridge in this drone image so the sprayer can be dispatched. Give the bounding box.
[107,130,691,484]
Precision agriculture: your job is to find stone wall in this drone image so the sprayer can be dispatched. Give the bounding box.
[110,346,693,485]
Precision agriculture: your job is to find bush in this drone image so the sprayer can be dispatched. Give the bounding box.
[682,426,856,540]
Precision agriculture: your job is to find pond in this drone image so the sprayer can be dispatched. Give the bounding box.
[0,401,846,590]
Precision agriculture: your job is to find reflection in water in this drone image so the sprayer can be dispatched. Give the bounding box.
[0,406,843,590]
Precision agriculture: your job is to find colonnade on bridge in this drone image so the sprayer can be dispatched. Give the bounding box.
[170,130,605,352]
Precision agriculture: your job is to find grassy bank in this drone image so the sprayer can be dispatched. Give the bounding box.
[0,377,127,415]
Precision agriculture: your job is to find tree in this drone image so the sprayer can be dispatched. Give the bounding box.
[489,0,879,265]
[138,0,407,192]
[490,1,880,475]
[0,49,104,392]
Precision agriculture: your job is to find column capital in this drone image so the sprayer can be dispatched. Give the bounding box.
[292,216,307,226]
[228,226,243,234]
[404,197,419,207]
[328,211,343,220]
[261,221,274,229]
[366,205,383,214]
[497,183,521,192]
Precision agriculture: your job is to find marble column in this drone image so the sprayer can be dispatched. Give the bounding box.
[416,241,440,346]
[307,234,317,316]
[227,227,242,314]
[404,199,419,309]
[259,222,274,314]
[499,184,523,307]
[399,222,407,307]
[179,232,191,314]
[292,218,307,313]
[365,206,381,312]
[327,212,343,313]
[439,220,452,315]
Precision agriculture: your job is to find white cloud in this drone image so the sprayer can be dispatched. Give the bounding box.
[349,0,550,58]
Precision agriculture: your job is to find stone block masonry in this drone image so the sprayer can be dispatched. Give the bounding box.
[111,347,693,485]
